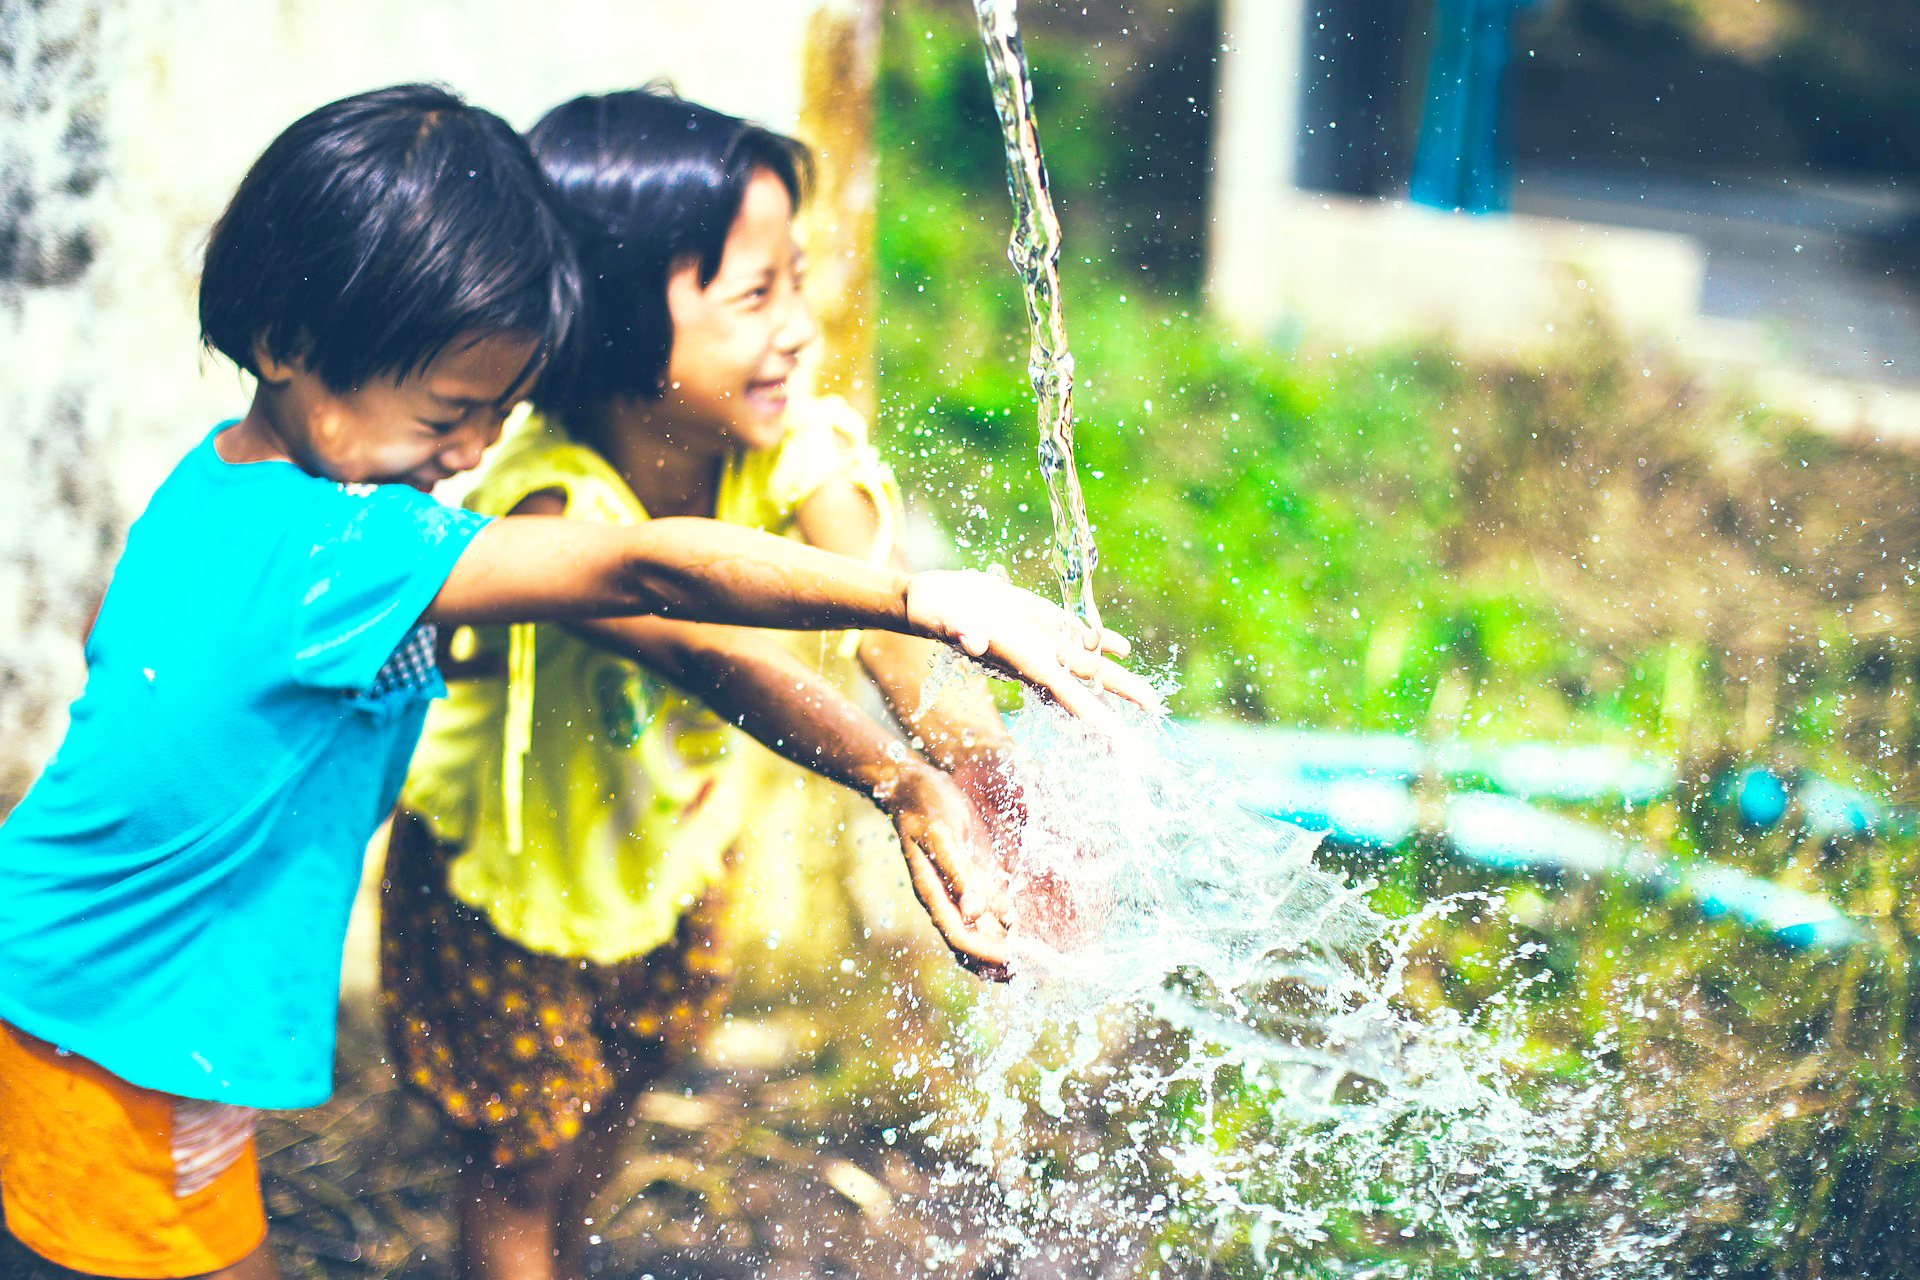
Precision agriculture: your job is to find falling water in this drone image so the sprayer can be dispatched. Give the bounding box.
[929,6,1691,1275]
[970,0,1101,628]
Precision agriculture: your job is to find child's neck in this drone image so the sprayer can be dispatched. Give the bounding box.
[588,400,723,520]
[222,392,300,467]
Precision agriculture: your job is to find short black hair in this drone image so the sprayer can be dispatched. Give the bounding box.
[200,83,581,396]
[524,86,810,417]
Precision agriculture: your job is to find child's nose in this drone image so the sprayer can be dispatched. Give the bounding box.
[775,293,819,356]
[441,420,498,474]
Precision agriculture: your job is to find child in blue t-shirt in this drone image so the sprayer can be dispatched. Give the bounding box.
[0,84,1151,1280]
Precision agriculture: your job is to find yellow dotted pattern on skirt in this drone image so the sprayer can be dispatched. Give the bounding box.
[379,816,734,1168]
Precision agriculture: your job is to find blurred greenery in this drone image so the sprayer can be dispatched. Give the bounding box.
[874,4,1920,1275]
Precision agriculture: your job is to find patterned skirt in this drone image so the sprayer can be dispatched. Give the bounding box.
[379,812,733,1168]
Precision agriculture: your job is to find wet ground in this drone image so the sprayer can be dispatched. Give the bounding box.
[262,1015,974,1280]
[260,992,1158,1280]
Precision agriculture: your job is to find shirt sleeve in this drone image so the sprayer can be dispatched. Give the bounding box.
[765,397,903,564]
[289,485,492,691]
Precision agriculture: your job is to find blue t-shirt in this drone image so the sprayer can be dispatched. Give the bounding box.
[0,426,490,1108]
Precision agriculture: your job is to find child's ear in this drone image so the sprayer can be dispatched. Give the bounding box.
[251,337,299,384]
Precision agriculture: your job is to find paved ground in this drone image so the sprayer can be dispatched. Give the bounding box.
[1514,165,1920,388]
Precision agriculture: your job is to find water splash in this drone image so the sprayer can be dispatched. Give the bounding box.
[943,7,1692,1273]
[971,0,1100,629]
[904,695,1680,1278]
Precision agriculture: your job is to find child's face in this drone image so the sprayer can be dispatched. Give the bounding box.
[261,332,540,489]
[658,168,817,453]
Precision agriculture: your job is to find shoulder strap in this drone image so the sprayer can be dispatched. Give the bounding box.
[472,411,652,852]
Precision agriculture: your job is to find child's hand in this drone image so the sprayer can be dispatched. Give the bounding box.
[903,570,1163,724]
[878,761,1015,980]
[951,748,1100,952]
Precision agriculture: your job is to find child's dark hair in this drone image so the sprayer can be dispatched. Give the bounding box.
[524,86,811,416]
[201,83,581,396]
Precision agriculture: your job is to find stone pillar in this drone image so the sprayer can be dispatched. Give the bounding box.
[797,0,880,421]
[1205,0,1305,327]
[0,0,121,810]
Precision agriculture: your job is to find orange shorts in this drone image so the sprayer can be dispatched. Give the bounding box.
[0,1023,267,1278]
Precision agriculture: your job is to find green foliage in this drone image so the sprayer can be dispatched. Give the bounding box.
[876,4,1920,1276]
[880,7,1920,754]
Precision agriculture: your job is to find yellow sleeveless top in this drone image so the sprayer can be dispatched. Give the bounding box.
[399,397,899,964]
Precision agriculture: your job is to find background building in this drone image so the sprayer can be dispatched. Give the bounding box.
[1205,0,1920,431]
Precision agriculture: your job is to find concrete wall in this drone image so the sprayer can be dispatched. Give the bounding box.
[1206,0,1706,356]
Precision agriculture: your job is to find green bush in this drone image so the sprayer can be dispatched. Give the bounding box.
[875,5,1920,1276]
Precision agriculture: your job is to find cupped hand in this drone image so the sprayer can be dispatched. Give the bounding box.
[903,570,1163,723]
[881,762,1015,980]
[951,749,1102,953]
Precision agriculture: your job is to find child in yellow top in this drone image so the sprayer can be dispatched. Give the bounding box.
[383,88,1069,1280]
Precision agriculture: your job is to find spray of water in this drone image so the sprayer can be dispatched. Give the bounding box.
[901,696,1677,1277]
[933,6,1692,1273]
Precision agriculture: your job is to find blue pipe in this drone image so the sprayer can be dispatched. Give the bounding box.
[1179,725,1864,951]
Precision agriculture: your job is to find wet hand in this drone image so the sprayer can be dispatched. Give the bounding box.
[903,570,1163,723]
[879,761,1015,980]
[953,747,1104,953]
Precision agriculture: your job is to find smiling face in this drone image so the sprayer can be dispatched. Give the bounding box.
[242,331,541,490]
[656,168,818,454]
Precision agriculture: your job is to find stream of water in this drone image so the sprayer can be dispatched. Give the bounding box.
[950,5,1678,1275]
[971,0,1101,629]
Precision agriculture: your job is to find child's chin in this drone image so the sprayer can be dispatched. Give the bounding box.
[735,412,788,449]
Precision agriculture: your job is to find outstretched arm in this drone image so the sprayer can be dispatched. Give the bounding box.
[570,609,1013,977]
[427,513,1156,720]
[429,515,908,629]
[478,483,1014,973]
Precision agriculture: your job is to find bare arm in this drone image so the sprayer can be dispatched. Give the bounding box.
[795,479,1012,773]
[587,610,918,808]
[487,490,1012,973]
[570,610,1013,977]
[429,514,911,632]
[797,482,1028,893]
[427,509,1158,721]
